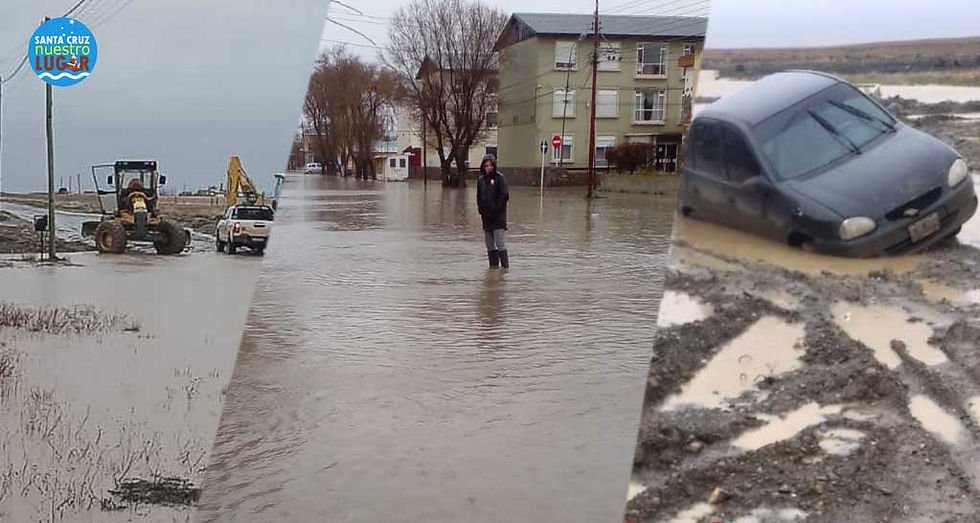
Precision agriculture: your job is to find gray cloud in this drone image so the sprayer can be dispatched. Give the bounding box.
[706,0,980,48]
[1,0,330,193]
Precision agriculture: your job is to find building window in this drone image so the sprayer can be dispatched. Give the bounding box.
[598,42,621,71]
[634,89,666,123]
[636,43,668,76]
[682,44,696,56]
[485,146,498,158]
[389,158,396,168]
[399,158,407,168]
[553,89,576,118]
[555,41,577,70]
[552,135,573,163]
[596,136,615,168]
[486,111,498,129]
[597,90,618,118]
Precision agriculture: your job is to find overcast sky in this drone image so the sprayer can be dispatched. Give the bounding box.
[0,0,329,193]
[706,0,980,48]
[320,0,711,61]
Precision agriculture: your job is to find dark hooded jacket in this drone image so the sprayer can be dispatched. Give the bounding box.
[476,154,509,231]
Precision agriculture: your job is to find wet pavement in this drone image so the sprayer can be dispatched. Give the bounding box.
[0,227,263,521]
[194,175,675,522]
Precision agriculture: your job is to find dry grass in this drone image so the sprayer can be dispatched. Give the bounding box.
[0,303,139,335]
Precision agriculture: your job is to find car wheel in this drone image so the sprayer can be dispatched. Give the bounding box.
[944,226,962,241]
[216,236,226,252]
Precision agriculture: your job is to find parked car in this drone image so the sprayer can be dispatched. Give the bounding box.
[679,70,977,257]
[215,204,274,254]
[304,162,323,174]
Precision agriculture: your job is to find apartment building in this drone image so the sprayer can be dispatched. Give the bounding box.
[495,13,707,172]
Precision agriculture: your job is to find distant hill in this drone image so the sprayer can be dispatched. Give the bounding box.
[702,36,980,85]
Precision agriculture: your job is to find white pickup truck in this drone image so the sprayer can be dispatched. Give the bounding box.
[215,204,274,254]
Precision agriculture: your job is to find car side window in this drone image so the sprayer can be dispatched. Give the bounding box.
[691,122,722,179]
[723,128,762,183]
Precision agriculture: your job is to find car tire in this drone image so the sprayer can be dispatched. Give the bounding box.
[216,235,226,252]
[227,237,237,255]
[95,220,127,254]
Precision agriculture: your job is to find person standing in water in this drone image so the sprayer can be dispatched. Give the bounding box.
[476,154,510,269]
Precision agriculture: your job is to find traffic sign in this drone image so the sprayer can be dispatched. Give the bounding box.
[552,135,562,149]
[540,141,548,154]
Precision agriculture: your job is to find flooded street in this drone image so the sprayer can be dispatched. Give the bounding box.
[195,175,675,522]
[0,241,263,521]
[625,177,980,522]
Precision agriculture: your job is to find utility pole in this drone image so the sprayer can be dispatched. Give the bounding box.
[45,16,56,260]
[0,73,4,210]
[586,0,600,199]
[422,107,427,190]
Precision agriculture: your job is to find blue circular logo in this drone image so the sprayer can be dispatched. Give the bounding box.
[29,17,98,87]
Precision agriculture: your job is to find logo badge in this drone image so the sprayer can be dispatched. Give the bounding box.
[29,17,98,87]
[903,207,920,218]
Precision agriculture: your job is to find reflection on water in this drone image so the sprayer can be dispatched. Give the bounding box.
[195,175,675,522]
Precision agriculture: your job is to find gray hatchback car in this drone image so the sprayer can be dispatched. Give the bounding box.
[680,70,977,257]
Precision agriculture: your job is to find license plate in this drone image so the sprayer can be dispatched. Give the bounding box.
[908,212,941,243]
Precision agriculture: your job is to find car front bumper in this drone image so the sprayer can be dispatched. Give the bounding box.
[811,181,978,257]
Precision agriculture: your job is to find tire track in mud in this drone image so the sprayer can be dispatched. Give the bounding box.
[626,239,980,523]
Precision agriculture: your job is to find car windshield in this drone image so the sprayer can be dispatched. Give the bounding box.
[232,207,273,220]
[119,170,152,188]
[755,83,896,180]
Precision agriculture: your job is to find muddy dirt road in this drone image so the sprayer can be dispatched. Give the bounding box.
[625,177,980,523]
[0,241,263,521]
[194,175,675,523]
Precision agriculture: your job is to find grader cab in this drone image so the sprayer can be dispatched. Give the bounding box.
[81,160,190,254]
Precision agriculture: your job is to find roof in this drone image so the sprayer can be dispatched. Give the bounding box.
[697,71,843,127]
[496,13,706,49]
[520,12,706,36]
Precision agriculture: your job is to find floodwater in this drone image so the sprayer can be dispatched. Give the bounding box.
[194,175,675,522]
[732,402,843,451]
[697,69,980,104]
[0,246,262,522]
[908,395,964,446]
[661,316,805,411]
[831,302,947,369]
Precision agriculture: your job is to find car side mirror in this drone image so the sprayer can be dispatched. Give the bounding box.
[159,175,167,186]
[107,175,114,185]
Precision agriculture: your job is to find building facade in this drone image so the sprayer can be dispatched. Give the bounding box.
[495,13,707,172]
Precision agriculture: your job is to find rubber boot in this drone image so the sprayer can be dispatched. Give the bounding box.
[488,250,500,268]
[499,250,509,269]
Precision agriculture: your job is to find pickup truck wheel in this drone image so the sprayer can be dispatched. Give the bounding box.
[216,236,226,252]
[227,238,237,255]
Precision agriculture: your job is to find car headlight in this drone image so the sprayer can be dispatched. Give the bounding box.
[839,217,876,241]
[948,158,969,187]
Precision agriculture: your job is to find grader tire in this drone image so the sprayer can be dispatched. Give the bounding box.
[154,220,185,255]
[95,220,127,254]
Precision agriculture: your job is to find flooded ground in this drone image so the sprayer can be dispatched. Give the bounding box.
[697,70,980,104]
[194,174,675,522]
[0,223,263,521]
[625,177,980,522]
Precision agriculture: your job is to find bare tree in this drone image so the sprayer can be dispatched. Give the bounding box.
[303,47,401,179]
[386,0,505,187]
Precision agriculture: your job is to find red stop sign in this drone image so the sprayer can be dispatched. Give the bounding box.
[551,135,562,149]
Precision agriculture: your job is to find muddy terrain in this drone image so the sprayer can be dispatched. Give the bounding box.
[703,37,980,86]
[624,214,980,523]
[0,211,92,254]
[2,193,224,235]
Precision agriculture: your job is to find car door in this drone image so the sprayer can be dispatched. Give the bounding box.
[684,120,729,223]
[721,126,776,238]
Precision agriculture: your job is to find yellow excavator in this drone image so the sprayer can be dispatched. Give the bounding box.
[225,155,285,210]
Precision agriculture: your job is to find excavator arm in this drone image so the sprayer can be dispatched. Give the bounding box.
[226,156,264,207]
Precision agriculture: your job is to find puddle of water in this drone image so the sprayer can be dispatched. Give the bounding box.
[919,279,980,305]
[733,507,808,523]
[698,70,980,104]
[909,395,964,445]
[733,402,843,451]
[818,428,866,456]
[662,316,805,411]
[754,290,800,311]
[674,218,921,277]
[672,244,743,273]
[842,408,878,422]
[626,480,646,501]
[657,291,714,327]
[831,302,947,369]
[667,502,715,523]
